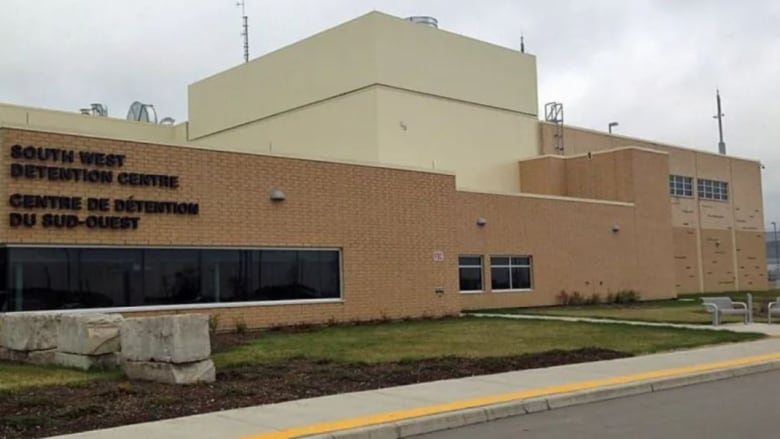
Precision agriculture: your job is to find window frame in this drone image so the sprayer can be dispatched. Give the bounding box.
[458,255,484,294]
[669,175,694,198]
[2,244,344,314]
[697,178,729,202]
[490,255,533,293]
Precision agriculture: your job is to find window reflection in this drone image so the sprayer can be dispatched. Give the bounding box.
[143,250,201,305]
[3,247,341,311]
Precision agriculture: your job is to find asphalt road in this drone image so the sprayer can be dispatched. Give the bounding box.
[415,370,780,438]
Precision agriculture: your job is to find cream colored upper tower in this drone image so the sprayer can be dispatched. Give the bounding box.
[187,12,540,193]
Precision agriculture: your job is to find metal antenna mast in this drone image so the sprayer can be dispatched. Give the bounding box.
[237,0,249,63]
[714,89,726,154]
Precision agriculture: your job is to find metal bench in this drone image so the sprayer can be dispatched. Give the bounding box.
[768,298,780,324]
[701,297,749,326]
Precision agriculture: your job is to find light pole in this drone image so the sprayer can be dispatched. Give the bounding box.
[773,222,779,281]
[608,122,619,134]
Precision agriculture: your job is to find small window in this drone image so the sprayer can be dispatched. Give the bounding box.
[697,178,729,201]
[490,256,532,291]
[669,175,693,197]
[458,256,483,292]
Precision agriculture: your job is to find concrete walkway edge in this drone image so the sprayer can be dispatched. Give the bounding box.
[298,360,780,439]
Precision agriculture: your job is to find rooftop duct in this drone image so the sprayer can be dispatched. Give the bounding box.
[406,16,438,28]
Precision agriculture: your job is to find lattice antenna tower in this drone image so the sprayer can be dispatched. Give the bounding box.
[237,0,250,62]
[545,102,565,154]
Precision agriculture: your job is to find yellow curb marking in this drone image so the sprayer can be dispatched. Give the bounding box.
[241,353,780,439]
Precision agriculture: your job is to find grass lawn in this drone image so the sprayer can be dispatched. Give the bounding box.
[0,363,117,391]
[0,317,764,392]
[211,317,763,367]
[475,291,780,325]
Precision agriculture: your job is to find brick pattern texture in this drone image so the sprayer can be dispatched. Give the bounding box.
[1,128,682,328]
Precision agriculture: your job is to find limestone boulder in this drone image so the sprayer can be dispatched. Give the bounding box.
[25,349,57,366]
[122,359,216,384]
[0,346,28,362]
[121,315,211,364]
[57,313,123,356]
[55,352,118,371]
[0,313,60,351]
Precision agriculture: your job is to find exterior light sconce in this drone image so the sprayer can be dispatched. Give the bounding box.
[270,189,286,202]
[476,217,487,227]
[611,224,621,233]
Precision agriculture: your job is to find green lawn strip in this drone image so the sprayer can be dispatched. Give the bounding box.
[0,362,118,391]
[480,304,746,324]
[1,318,764,392]
[212,317,763,368]
[474,290,780,324]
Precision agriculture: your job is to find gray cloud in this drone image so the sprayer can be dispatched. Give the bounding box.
[1,0,778,225]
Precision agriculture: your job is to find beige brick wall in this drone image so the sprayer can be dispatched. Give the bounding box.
[539,123,769,294]
[0,128,461,328]
[0,127,682,326]
[456,189,675,311]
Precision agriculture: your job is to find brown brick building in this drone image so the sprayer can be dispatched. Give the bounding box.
[0,12,768,329]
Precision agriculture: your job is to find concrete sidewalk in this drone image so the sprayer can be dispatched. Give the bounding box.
[52,338,780,439]
[470,312,780,336]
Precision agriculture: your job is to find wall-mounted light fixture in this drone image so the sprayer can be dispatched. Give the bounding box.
[476,217,487,227]
[270,189,286,202]
[611,224,621,233]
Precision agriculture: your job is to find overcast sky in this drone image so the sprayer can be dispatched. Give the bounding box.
[1,0,778,226]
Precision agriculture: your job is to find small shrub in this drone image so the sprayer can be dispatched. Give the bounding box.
[556,290,570,305]
[587,293,601,306]
[614,290,641,304]
[208,314,221,334]
[605,293,615,304]
[234,317,248,335]
[569,291,585,306]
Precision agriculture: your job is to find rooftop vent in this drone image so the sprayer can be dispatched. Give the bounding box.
[79,103,108,117]
[406,16,438,28]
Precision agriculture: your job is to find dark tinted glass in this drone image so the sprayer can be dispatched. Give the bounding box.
[201,250,254,302]
[8,248,78,311]
[299,251,340,299]
[143,249,201,305]
[257,250,340,300]
[459,256,482,266]
[491,267,511,290]
[459,267,482,291]
[3,247,341,311]
[511,267,532,289]
[511,257,530,266]
[491,257,510,266]
[80,249,143,308]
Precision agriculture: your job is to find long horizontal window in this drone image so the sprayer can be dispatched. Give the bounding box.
[0,247,341,312]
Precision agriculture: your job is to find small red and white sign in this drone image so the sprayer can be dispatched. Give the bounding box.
[432,251,445,262]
